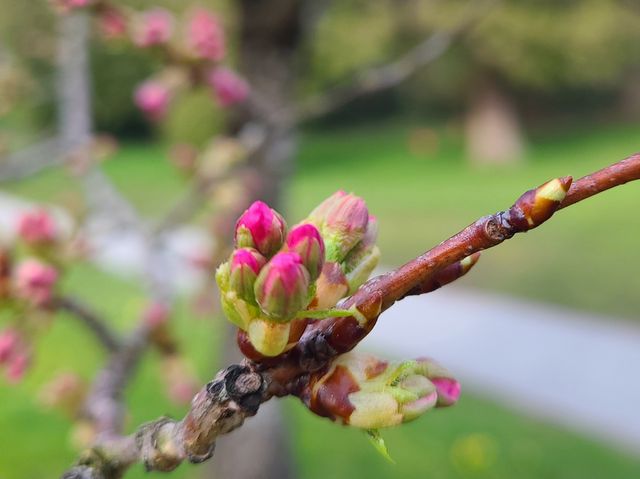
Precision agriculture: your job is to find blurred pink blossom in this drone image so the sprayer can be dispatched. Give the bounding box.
[0,329,20,364]
[186,9,225,61]
[98,6,127,40]
[142,302,170,328]
[0,329,30,383]
[5,351,30,383]
[17,209,57,246]
[133,8,174,48]
[15,259,58,307]
[134,80,171,121]
[208,67,249,107]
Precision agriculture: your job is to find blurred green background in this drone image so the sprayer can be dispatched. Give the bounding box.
[1,0,639,478]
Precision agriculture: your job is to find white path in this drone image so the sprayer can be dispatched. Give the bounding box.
[361,285,640,454]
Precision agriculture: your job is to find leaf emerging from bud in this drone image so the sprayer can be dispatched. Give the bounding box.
[235,201,287,258]
[286,224,325,281]
[229,247,266,303]
[513,177,572,230]
[307,353,445,429]
[254,252,310,321]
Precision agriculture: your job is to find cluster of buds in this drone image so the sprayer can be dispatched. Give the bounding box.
[216,192,379,358]
[303,353,460,429]
[0,208,65,383]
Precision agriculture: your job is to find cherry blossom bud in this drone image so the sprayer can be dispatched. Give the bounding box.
[142,302,170,328]
[254,252,310,321]
[208,67,249,107]
[98,6,127,40]
[133,8,174,48]
[308,191,369,262]
[247,317,291,357]
[229,247,266,303]
[234,201,287,258]
[343,215,380,292]
[186,9,225,61]
[306,353,441,429]
[16,209,57,246]
[14,259,58,307]
[134,80,171,121]
[416,358,461,407]
[0,329,20,364]
[5,351,30,383]
[285,224,325,281]
[39,372,87,416]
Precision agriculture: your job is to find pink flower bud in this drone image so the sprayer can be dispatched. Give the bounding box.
[416,358,461,407]
[15,259,58,307]
[254,252,310,321]
[229,247,266,303]
[304,353,441,429]
[133,8,174,48]
[186,9,225,61]
[208,67,249,107]
[134,80,171,121]
[98,6,127,40]
[142,302,170,328]
[0,329,20,364]
[235,201,286,258]
[5,351,30,383]
[286,224,325,281]
[16,209,57,246]
[431,378,461,407]
[308,191,369,262]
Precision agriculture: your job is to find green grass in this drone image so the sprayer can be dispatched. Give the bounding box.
[288,120,640,319]
[1,120,640,478]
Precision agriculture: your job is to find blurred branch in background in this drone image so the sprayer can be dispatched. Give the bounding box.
[291,0,499,124]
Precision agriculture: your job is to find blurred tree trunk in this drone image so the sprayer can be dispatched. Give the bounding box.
[464,71,525,165]
[57,11,92,152]
[207,1,312,478]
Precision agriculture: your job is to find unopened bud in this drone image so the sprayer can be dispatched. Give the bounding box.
[185,9,225,61]
[307,353,441,429]
[14,259,58,307]
[229,247,266,303]
[16,209,57,246]
[134,80,172,121]
[308,191,369,262]
[235,201,287,258]
[133,8,174,48]
[247,317,291,357]
[285,224,325,281]
[416,358,461,407]
[312,261,349,309]
[39,372,87,416]
[254,252,310,321]
[514,177,572,229]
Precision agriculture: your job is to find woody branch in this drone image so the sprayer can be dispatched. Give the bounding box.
[62,153,639,479]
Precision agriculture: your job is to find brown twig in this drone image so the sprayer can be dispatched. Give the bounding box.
[62,154,639,479]
[55,296,122,353]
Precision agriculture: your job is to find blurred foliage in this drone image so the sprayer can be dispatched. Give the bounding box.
[161,87,224,147]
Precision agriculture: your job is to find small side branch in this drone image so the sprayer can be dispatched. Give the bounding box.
[55,296,121,353]
[291,0,499,124]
